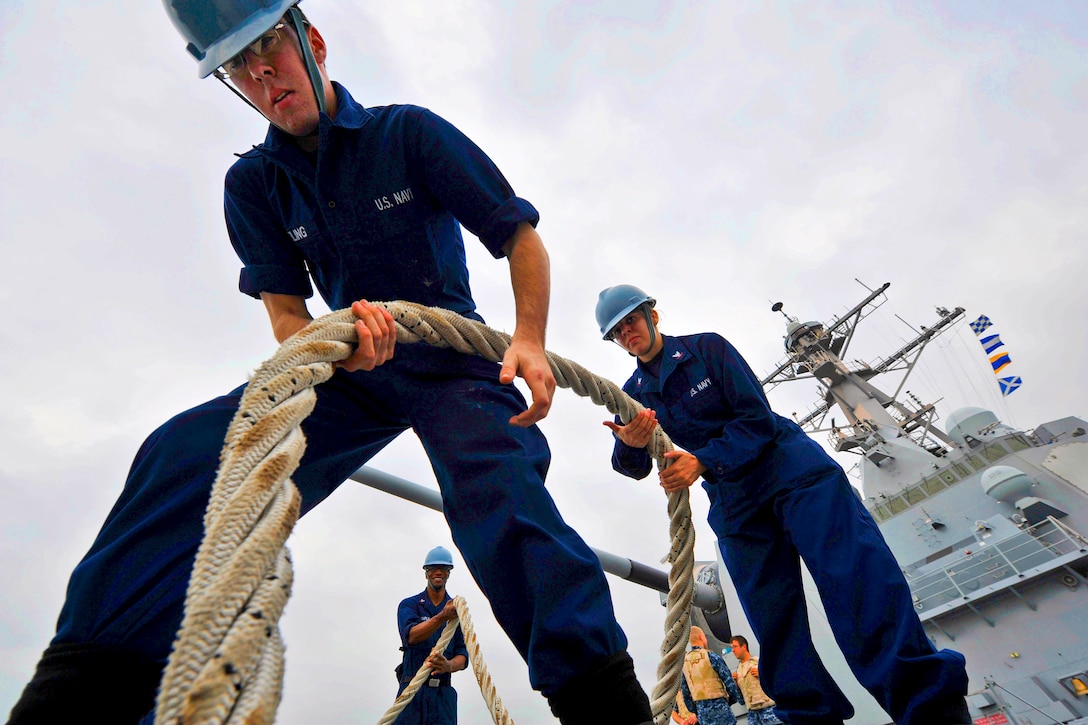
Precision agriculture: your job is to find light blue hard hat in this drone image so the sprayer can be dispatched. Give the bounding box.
[423,546,455,569]
[595,284,656,340]
[163,0,301,78]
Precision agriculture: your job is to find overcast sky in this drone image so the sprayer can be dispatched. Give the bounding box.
[2,1,1086,723]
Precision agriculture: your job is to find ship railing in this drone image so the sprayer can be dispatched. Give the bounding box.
[907,516,1088,622]
[826,420,879,452]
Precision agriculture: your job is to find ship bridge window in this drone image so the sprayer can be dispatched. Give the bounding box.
[870,505,890,522]
[886,497,909,515]
[952,462,972,478]
[922,476,950,495]
[966,454,986,471]
[982,443,1009,462]
[868,470,968,522]
[905,487,928,505]
[1006,435,1030,452]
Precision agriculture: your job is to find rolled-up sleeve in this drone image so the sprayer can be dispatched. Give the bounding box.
[410,107,540,257]
[224,162,313,300]
[397,599,424,648]
[611,425,654,480]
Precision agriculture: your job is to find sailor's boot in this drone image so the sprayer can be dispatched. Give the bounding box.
[546,650,654,725]
[7,642,162,724]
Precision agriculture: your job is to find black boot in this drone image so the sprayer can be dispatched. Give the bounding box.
[948,697,973,725]
[907,695,973,725]
[7,642,162,724]
[546,651,653,725]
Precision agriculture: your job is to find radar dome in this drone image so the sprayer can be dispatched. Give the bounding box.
[980,465,1034,504]
[946,407,1014,445]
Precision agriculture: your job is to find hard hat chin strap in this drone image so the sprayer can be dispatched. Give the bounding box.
[643,304,659,356]
[215,74,263,114]
[287,5,327,117]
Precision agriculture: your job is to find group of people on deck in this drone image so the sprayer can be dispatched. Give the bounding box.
[671,627,783,725]
[8,2,972,725]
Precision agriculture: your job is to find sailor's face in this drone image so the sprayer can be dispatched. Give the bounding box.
[614,312,653,356]
[231,23,328,137]
[424,565,450,590]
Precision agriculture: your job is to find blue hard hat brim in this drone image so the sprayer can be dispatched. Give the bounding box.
[195,2,296,77]
[600,299,655,340]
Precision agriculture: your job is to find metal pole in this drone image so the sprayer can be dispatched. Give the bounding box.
[349,466,726,612]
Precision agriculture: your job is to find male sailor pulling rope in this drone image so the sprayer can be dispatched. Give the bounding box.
[8,2,653,722]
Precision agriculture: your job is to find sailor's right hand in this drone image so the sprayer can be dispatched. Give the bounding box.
[339,299,396,372]
[603,408,657,448]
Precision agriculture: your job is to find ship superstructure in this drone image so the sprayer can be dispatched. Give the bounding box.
[761,283,1088,724]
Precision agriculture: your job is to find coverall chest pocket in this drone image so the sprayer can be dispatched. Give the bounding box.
[679,361,720,421]
[344,218,442,303]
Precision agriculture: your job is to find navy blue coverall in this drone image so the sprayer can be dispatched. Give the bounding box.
[27,84,630,719]
[393,590,469,725]
[612,333,968,725]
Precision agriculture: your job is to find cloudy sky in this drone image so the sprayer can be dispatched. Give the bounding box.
[2,1,1086,722]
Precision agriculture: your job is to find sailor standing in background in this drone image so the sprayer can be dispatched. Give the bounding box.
[394,547,469,725]
[678,626,743,725]
[730,636,782,725]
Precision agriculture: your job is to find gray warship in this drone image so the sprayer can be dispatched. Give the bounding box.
[721,281,1088,724]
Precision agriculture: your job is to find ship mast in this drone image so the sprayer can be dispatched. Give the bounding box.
[761,282,965,499]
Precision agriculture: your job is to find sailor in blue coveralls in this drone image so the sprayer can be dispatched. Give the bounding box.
[6,5,653,724]
[594,285,972,725]
[393,547,470,725]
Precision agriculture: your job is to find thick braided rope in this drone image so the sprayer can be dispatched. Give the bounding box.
[154,302,694,724]
[377,597,514,725]
[155,333,347,724]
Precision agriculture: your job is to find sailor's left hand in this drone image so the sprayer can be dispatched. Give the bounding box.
[339,299,396,372]
[426,653,454,674]
[659,451,706,492]
[500,337,555,427]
